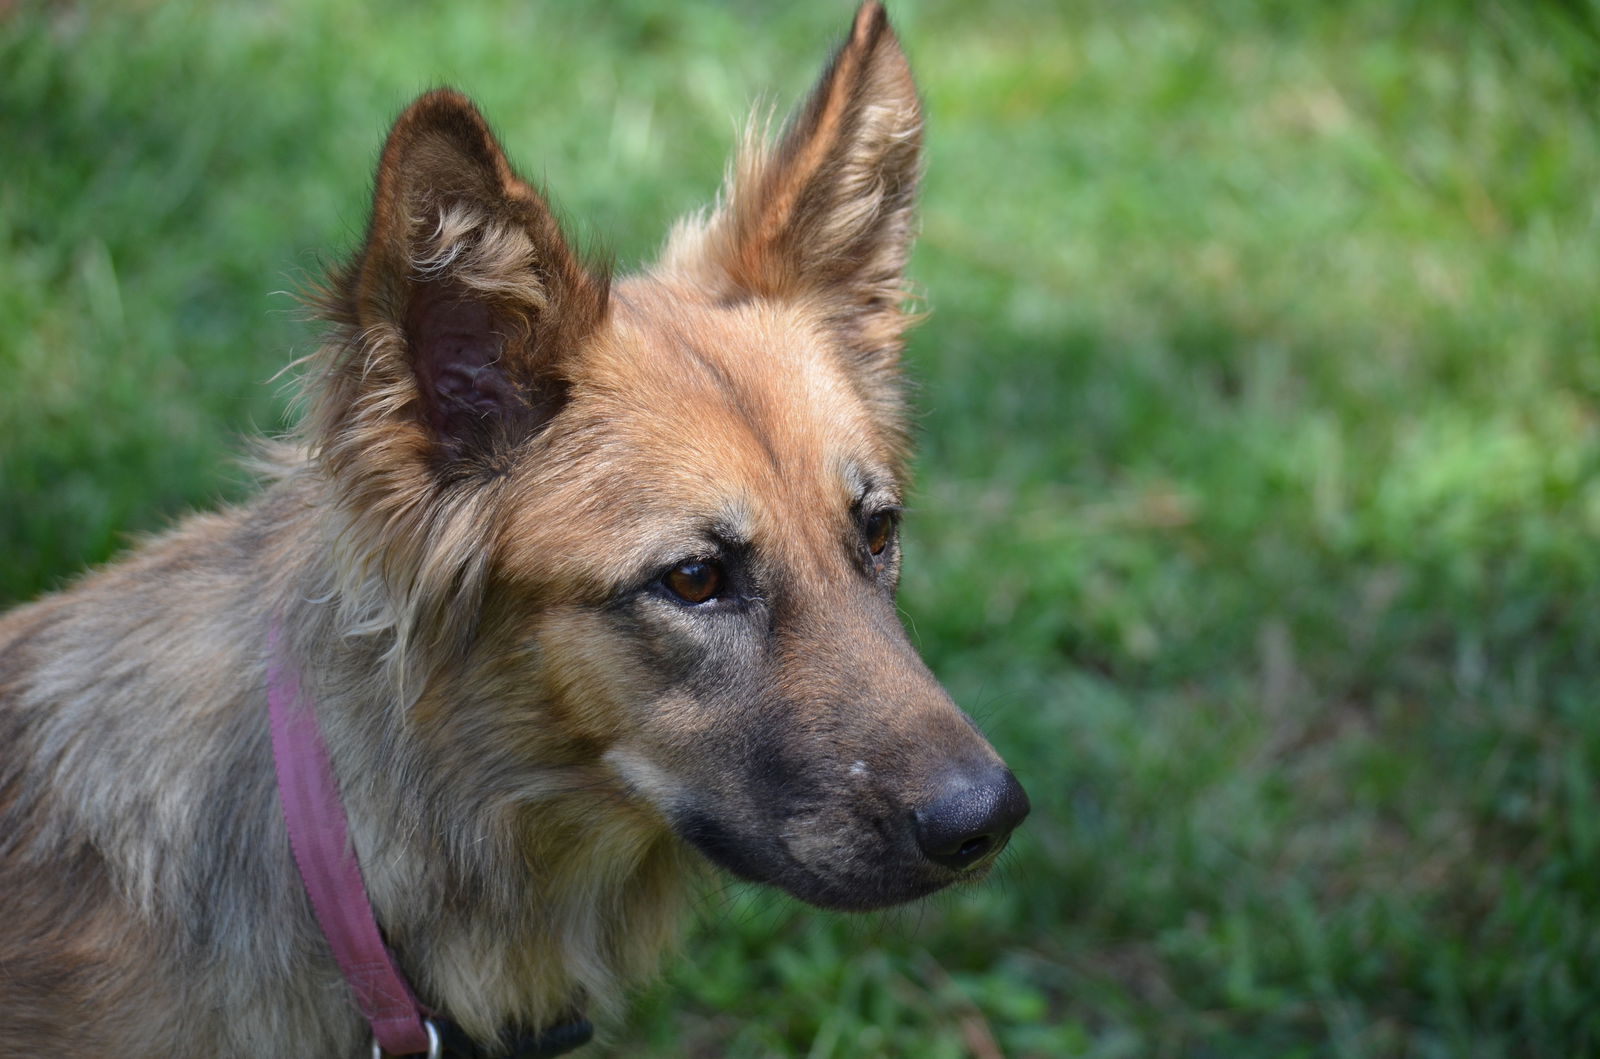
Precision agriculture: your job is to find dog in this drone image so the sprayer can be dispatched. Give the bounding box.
[0,4,1028,1056]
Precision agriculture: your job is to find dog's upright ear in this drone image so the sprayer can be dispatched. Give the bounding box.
[662,1,923,371]
[312,89,608,473]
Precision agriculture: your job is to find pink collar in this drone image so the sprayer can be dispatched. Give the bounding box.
[266,622,436,1056]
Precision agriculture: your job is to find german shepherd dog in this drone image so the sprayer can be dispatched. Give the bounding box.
[0,4,1027,1055]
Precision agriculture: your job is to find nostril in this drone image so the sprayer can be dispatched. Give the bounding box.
[954,834,993,861]
[913,767,1030,872]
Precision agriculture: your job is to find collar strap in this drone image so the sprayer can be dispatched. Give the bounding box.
[437,1018,594,1059]
[268,622,434,1055]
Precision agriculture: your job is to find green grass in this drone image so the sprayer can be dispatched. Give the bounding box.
[5,1,1600,1055]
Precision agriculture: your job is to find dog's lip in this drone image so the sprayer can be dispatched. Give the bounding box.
[781,858,955,911]
[677,822,991,912]
[781,820,1020,909]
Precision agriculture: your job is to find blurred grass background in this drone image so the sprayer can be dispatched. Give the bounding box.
[4,1,1599,1056]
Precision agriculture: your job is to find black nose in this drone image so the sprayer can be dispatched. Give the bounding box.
[913,767,1030,872]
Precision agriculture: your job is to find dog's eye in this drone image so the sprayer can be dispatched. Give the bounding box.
[864,509,898,556]
[663,559,725,604]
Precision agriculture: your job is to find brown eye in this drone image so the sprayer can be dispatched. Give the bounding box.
[864,509,897,556]
[663,559,725,604]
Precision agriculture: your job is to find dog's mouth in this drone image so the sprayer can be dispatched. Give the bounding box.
[604,740,1029,911]
[672,806,1016,912]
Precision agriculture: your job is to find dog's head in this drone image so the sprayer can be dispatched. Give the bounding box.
[306,2,1026,911]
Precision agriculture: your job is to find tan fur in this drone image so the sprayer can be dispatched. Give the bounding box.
[0,6,1024,1056]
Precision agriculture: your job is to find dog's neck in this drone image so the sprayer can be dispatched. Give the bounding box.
[267,518,696,1042]
[269,624,601,1056]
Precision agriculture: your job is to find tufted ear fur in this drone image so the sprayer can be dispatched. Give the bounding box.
[296,91,610,670]
[660,1,923,370]
[312,89,609,472]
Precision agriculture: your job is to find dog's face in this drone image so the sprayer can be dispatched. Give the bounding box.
[309,2,1026,911]
[495,291,1029,910]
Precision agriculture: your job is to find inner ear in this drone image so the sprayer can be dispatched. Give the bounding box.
[409,281,511,435]
[405,279,567,448]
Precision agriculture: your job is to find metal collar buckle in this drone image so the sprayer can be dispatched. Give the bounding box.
[373,1017,442,1059]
